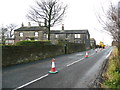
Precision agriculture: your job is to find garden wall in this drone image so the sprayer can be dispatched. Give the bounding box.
[2,41,86,67]
[2,45,64,67]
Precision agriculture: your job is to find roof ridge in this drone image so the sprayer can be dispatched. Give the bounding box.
[14,26,47,31]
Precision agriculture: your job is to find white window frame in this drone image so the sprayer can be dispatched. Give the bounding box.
[26,38,31,41]
[78,34,81,38]
[44,34,48,39]
[20,32,23,37]
[35,32,39,37]
[46,34,48,39]
[75,34,78,38]
[55,34,58,38]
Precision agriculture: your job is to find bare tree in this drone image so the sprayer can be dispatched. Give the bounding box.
[117,1,120,49]
[0,26,8,45]
[95,2,119,45]
[6,24,17,38]
[27,0,67,40]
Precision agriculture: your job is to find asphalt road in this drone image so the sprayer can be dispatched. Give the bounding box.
[2,47,112,89]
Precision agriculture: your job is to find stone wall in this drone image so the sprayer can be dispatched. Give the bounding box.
[2,42,85,67]
[2,45,64,67]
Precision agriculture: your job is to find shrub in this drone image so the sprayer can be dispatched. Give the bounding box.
[15,40,52,46]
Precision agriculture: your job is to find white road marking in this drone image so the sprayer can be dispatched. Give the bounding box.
[90,53,94,56]
[14,74,49,90]
[106,50,112,58]
[66,62,76,67]
[76,54,83,56]
[14,49,103,89]
[67,58,84,67]
[14,56,84,89]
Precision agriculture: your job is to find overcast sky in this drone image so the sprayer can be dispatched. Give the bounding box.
[0,0,119,45]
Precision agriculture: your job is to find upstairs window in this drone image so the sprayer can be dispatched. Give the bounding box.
[20,32,23,37]
[78,34,81,38]
[75,34,81,38]
[35,32,38,37]
[75,34,78,38]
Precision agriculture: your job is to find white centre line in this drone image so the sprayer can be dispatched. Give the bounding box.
[90,53,94,56]
[14,57,85,89]
[14,50,98,89]
[14,74,49,90]
[67,58,84,67]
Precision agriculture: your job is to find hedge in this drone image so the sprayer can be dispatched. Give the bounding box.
[15,40,52,46]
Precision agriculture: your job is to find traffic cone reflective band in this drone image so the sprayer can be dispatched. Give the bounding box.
[49,58,58,74]
[85,51,88,58]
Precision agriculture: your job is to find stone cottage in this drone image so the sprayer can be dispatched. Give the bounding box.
[90,38,96,48]
[50,29,90,49]
[14,25,48,43]
[14,24,90,48]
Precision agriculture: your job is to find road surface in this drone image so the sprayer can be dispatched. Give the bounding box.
[2,47,112,89]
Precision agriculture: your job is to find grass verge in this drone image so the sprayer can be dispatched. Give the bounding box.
[101,46,120,88]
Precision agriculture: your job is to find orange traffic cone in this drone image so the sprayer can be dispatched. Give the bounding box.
[85,51,88,58]
[49,58,58,74]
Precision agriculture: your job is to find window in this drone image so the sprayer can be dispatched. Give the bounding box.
[46,34,48,38]
[75,34,77,38]
[44,34,48,39]
[75,34,78,38]
[86,35,89,39]
[26,38,31,41]
[35,32,38,37]
[67,34,70,38]
[20,32,23,37]
[75,34,81,38]
[55,34,59,38]
[78,34,81,38]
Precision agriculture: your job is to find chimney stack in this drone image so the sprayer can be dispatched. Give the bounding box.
[28,22,31,27]
[21,22,24,27]
[62,24,64,31]
[38,22,41,27]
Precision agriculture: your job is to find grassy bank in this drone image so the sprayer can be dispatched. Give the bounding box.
[101,46,120,88]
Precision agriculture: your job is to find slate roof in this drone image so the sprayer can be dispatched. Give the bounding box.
[14,26,47,31]
[15,26,89,34]
[50,30,89,34]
